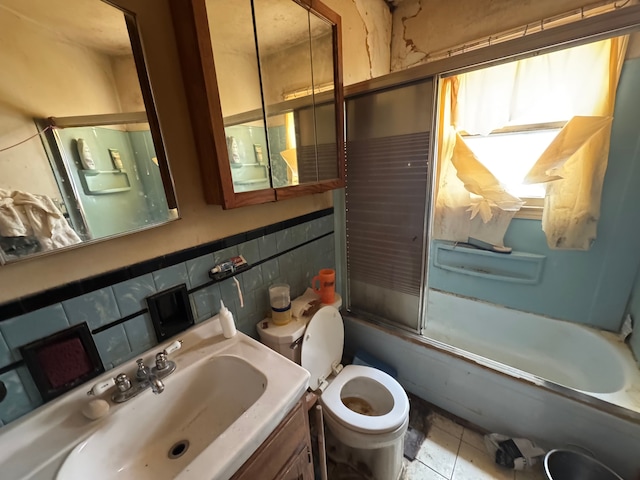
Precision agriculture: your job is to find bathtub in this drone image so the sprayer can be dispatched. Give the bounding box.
[343,294,640,479]
[425,289,640,414]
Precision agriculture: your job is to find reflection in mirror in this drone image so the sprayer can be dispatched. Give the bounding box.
[206,0,271,193]
[205,0,340,193]
[255,0,338,187]
[255,0,314,188]
[0,0,177,264]
[306,12,338,183]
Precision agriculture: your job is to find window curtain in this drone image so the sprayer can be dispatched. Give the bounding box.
[433,36,628,250]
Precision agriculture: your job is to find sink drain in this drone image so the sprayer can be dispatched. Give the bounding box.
[168,440,190,459]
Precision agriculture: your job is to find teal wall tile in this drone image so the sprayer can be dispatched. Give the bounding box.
[276,228,296,252]
[123,313,156,355]
[310,214,334,238]
[240,267,263,292]
[0,333,11,368]
[112,274,156,317]
[192,283,222,321]
[254,288,270,320]
[238,238,260,264]
[291,222,309,245]
[232,295,261,339]
[16,366,41,407]
[152,263,190,291]
[0,212,337,428]
[219,277,243,304]
[213,246,238,265]
[235,290,255,324]
[261,258,280,284]
[93,325,132,368]
[63,288,121,330]
[186,253,214,289]
[258,234,277,258]
[0,370,40,424]
[278,250,300,290]
[0,304,69,360]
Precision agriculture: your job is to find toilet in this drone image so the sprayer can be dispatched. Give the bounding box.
[257,305,409,480]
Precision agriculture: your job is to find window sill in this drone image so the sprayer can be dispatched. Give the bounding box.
[515,204,543,220]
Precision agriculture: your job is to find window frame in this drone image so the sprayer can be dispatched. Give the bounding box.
[459,121,567,220]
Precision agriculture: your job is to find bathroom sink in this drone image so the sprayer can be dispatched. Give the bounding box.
[0,315,309,480]
[57,355,268,480]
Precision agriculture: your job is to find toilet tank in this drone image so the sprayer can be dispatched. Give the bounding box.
[256,318,307,363]
[257,294,342,364]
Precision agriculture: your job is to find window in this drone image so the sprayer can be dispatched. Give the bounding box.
[462,124,564,216]
[433,36,627,248]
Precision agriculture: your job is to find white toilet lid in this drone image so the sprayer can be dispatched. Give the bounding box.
[321,364,409,434]
[301,306,344,391]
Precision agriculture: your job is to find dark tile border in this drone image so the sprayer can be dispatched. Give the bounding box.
[0,208,333,322]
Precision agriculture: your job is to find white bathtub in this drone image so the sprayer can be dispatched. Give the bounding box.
[344,292,640,478]
[425,289,640,414]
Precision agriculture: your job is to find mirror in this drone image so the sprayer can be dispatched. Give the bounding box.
[0,0,177,264]
[206,0,271,193]
[205,0,339,193]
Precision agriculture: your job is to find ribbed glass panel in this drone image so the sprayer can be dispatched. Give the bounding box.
[344,80,433,330]
[346,133,429,296]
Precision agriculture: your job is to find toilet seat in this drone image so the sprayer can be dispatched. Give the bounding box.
[300,307,409,435]
[300,306,344,392]
[321,364,409,434]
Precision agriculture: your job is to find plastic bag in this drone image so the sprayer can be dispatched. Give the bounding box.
[484,433,545,470]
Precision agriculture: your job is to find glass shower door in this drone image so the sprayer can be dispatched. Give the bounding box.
[343,79,434,332]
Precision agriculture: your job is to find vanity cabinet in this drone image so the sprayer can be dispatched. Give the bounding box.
[231,399,314,480]
[171,0,345,209]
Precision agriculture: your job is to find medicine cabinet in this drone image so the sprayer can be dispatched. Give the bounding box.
[171,0,345,209]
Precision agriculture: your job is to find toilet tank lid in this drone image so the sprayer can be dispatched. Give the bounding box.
[301,306,344,391]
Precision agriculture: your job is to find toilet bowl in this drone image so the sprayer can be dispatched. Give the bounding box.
[257,305,409,480]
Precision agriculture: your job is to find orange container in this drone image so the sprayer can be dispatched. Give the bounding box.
[312,268,336,304]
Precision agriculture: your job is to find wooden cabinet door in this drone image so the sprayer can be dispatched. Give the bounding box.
[278,445,314,480]
[231,399,314,480]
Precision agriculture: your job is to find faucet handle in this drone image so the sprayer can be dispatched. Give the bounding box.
[115,373,132,392]
[155,352,168,371]
[163,340,182,356]
[136,359,150,381]
[87,372,131,396]
[87,377,115,396]
[154,340,182,371]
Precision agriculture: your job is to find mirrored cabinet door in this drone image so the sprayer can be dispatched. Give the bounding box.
[254,0,314,189]
[206,0,273,195]
[309,13,339,183]
[171,0,344,209]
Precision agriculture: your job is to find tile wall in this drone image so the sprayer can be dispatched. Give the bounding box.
[0,210,335,427]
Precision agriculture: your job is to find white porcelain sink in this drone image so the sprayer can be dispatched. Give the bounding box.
[0,316,309,480]
[58,355,268,479]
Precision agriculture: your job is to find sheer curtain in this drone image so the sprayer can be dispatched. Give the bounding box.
[433,36,628,250]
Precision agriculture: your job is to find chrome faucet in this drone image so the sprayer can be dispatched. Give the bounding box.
[136,359,165,395]
[88,340,182,403]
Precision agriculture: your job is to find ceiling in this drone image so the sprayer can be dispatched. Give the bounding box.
[1,0,332,59]
[207,0,332,56]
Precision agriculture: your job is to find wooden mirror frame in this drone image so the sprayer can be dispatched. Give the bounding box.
[170,0,345,209]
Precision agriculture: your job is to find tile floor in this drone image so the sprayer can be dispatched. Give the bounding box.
[402,410,546,480]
